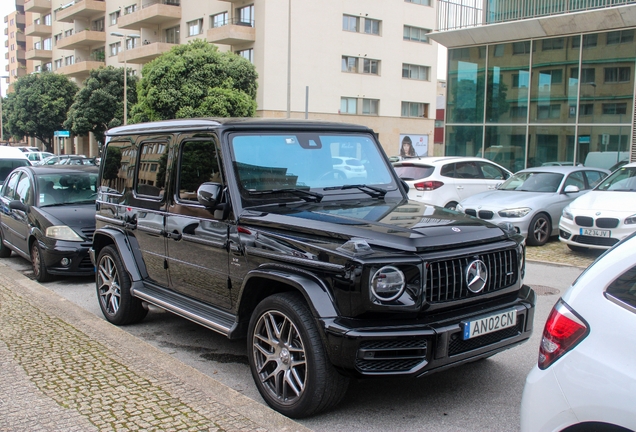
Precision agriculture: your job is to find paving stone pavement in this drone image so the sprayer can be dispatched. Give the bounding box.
[525,237,604,269]
[0,264,312,432]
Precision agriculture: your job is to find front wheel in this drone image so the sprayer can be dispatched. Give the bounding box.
[247,292,350,418]
[96,245,147,325]
[444,201,459,211]
[31,242,53,282]
[527,213,551,246]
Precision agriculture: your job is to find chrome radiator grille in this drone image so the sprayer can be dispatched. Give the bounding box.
[425,249,518,303]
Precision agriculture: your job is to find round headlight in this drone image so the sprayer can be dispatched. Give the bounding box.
[371,266,405,302]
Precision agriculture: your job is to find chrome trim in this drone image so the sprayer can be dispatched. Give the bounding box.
[95,214,125,226]
[247,247,346,272]
[605,292,636,315]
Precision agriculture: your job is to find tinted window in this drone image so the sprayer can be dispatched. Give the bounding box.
[393,165,434,180]
[479,162,507,179]
[440,163,454,177]
[100,140,134,195]
[136,141,169,199]
[454,161,482,179]
[0,159,29,183]
[2,171,21,199]
[16,173,33,205]
[177,140,220,202]
[564,171,585,190]
[606,265,636,312]
[584,170,605,188]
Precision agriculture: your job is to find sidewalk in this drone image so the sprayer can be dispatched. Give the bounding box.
[0,263,311,432]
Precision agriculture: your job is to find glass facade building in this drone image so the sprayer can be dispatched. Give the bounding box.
[434,2,636,173]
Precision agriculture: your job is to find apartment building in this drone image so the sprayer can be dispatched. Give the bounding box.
[431,0,636,172]
[8,0,438,158]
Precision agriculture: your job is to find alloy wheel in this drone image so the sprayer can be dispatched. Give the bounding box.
[97,254,121,316]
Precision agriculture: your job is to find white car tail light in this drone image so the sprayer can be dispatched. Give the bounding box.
[538,299,589,370]
[414,180,444,191]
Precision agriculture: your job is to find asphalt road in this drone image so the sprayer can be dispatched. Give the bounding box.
[3,255,584,431]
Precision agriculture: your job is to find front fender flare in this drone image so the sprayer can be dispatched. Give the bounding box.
[92,228,144,282]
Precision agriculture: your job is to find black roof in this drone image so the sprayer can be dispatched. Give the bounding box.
[106,117,375,137]
[19,165,99,175]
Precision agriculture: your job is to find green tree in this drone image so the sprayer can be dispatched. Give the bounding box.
[6,72,78,152]
[64,66,139,147]
[130,40,257,123]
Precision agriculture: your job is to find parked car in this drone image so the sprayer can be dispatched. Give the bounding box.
[559,162,636,251]
[16,146,40,153]
[26,151,54,164]
[92,118,534,418]
[0,146,31,185]
[0,165,98,282]
[39,155,88,166]
[58,157,97,166]
[457,166,610,246]
[392,156,512,209]
[330,156,367,179]
[520,232,636,432]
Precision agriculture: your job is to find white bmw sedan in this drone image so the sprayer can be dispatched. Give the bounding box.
[520,232,636,432]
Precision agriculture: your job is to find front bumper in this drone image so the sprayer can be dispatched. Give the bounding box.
[39,238,95,276]
[322,285,535,377]
[559,217,634,250]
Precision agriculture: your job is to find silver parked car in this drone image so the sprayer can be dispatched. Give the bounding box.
[456,166,609,246]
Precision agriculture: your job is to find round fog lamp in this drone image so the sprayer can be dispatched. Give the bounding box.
[371,266,405,302]
[60,258,71,267]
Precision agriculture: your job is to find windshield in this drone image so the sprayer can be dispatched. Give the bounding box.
[596,166,636,191]
[498,172,563,192]
[37,172,98,206]
[230,132,398,206]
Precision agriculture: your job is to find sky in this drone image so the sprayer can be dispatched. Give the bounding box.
[1,1,16,97]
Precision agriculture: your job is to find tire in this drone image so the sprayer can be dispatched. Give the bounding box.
[0,231,11,258]
[96,245,147,325]
[31,241,53,282]
[444,201,459,211]
[527,213,551,246]
[247,292,350,418]
[567,244,588,253]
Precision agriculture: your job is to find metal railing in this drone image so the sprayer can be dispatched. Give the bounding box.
[437,0,636,31]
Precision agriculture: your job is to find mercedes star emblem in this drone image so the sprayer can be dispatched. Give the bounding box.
[466,260,488,293]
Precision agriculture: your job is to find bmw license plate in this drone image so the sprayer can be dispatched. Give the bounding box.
[461,309,517,340]
[581,228,610,237]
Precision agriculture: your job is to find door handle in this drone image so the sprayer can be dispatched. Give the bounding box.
[163,230,182,241]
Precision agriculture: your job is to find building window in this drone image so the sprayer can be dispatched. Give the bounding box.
[541,38,564,51]
[34,41,41,50]
[238,5,254,26]
[92,18,105,32]
[363,59,379,75]
[493,44,505,57]
[188,19,203,36]
[571,34,597,48]
[109,42,121,57]
[510,106,528,118]
[512,72,529,88]
[64,55,74,66]
[362,98,379,115]
[539,69,563,84]
[211,12,228,28]
[578,103,594,116]
[109,11,120,26]
[126,37,138,50]
[405,0,431,5]
[124,4,137,15]
[402,63,429,80]
[340,97,357,114]
[364,18,381,35]
[64,29,73,37]
[602,103,627,115]
[606,30,634,45]
[570,67,596,84]
[537,104,561,119]
[54,33,62,45]
[236,48,253,63]
[54,59,62,69]
[43,14,52,26]
[165,26,180,44]
[343,15,359,32]
[604,67,631,83]
[43,38,52,50]
[403,25,430,43]
[342,56,358,73]
[512,41,532,54]
[401,101,428,118]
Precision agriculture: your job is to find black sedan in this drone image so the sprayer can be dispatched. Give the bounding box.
[0,165,98,282]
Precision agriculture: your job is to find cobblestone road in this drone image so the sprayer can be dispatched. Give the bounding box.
[525,237,604,269]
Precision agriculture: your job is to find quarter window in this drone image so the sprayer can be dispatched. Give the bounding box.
[605,265,636,312]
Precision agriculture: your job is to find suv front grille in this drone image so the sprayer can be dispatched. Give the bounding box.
[425,249,518,303]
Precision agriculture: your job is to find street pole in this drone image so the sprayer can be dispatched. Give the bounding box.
[0,75,9,145]
[110,32,140,125]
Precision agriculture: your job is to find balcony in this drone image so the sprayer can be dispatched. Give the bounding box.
[206,19,255,45]
[26,23,52,37]
[26,49,53,61]
[56,0,106,23]
[57,60,104,80]
[15,32,27,43]
[117,2,181,30]
[56,30,106,50]
[25,0,51,14]
[117,41,175,64]
[15,14,26,28]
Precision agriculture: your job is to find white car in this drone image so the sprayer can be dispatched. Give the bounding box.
[331,156,367,179]
[520,232,636,432]
[392,156,512,209]
[560,162,636,251]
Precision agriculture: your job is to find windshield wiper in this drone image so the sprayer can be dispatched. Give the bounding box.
[323,184,388,199]
[247,188,323,203]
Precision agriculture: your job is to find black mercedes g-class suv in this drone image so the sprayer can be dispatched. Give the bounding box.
[91,118,535,418]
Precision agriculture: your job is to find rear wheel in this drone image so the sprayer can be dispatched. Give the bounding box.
[527,213,551,246]
[444,201,459,211]
[96,245,147,325]
[31,242,53,282]
[247,292,350,418]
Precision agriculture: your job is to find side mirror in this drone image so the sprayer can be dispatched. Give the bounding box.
[9,200,28,212]
[197,182,222,208]
[564,185,580,194]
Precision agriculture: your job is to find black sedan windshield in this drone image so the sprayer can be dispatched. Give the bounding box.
[37,172,98,206]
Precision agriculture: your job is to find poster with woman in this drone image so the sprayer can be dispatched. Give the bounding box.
[399,134,428,158]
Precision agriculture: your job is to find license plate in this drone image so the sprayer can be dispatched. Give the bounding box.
[461,309,517,340]
[581,228,610,237]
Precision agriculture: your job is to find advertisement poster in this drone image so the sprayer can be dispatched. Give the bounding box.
[399,134,428,157]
